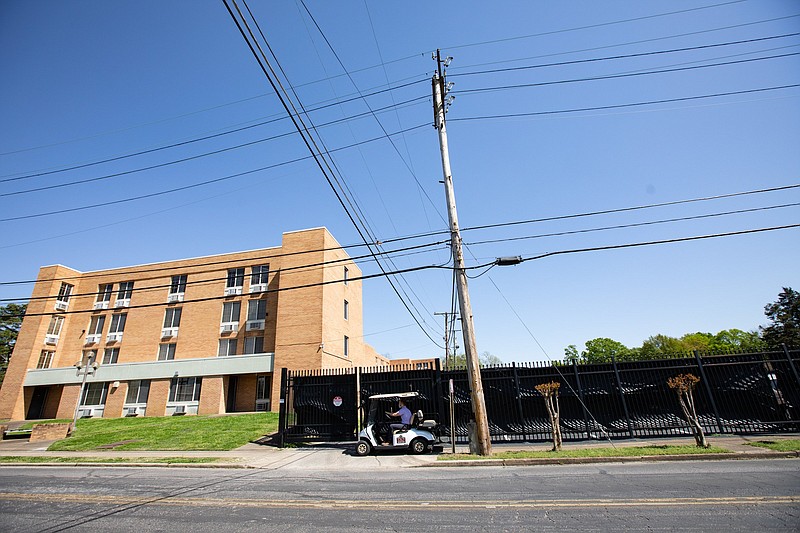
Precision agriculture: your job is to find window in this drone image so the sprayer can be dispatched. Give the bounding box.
[170,275,187,295]
[57,282,73,303]
[158,343,176,361]
[117,281,134,300]
[343,266,349,285]
[344,335,349,357]
[221,301,240,323]
[88,315,105,335]
[126,380,150,404]
[81,382,108,406]
[247,299,266,321]
[37,350,54,369]
[97,284,113,302]
[109,313,127,334]
[102,348,119,365]
[344,300,349,320]
[169,377,202,402]
[47,316,64,336]
[256,375,270,411]
[163,308,182,328]
[251,265,269,285]
[226,268,244,288]
[243,336,264,354]
[218,339,238,356]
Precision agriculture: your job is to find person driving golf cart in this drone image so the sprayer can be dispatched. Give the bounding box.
[378,398,412,444]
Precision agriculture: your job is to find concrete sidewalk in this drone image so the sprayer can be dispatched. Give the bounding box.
[0,434,797,470]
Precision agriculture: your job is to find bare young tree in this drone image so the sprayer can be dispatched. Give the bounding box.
[535,381,562,451]
[667,373,709,448]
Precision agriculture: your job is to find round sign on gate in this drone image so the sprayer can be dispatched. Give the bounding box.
[332,395,343,407]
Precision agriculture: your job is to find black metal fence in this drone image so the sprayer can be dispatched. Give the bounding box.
[278,347,800,445]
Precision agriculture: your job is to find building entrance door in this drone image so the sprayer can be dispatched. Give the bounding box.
[226,376,238,412]
[27,387,48,419]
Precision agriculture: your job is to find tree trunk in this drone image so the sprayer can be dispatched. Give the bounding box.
[546,396,562,451]
[678,391,708,448]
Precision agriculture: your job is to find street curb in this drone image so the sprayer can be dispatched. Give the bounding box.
[0,462,247,469]
[424,451,800,467]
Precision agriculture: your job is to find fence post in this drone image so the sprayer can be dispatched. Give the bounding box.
[572,361,592,439]
[611,355,635,438]
[782,343,800,389]
[693,350,723,433]
[434,358,446,430]
[511,363,526,441]
[355,366,362,434]
[278,367,288,448]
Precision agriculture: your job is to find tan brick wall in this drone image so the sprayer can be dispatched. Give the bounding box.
[103,382,127,418]
[147,379,171,417]
[234,374,257,412]
[198,376,224,415]
[56,385,80,419]
[0,227,375,419]
[30,423,70,442]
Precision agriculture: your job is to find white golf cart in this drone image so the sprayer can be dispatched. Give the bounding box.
[355,392,438,456]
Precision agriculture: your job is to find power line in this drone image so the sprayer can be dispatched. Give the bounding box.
[0,94,428,186]
[0,240,450,304]
[3,261,454,320]
[461,183,800,234]
[451,84,800,122]
[0,123,428,222]
[454,51,800,96]
[465,202,800,246]
[223,0,443,347]
[516,224,800,265]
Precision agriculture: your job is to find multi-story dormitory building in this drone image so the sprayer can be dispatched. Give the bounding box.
[0,227,389,421]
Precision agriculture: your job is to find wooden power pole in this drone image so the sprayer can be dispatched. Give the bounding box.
[432,50,492,456]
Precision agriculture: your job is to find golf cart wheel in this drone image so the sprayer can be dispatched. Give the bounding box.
[355,440,373,456]
[410,438,428,455]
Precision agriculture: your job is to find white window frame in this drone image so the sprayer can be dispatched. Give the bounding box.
[116,281,134,307]
[344,335,349,357]
[55,283,73,311]
[344,299,349,321]
[157,343,176,361]
[168,275,187,302]
[86,315,105,345]
[102,347,119,365]
[218,338,238,357]
[221,301,240,333]
[45,315,64,345]
[243,336,264,355]
[37,350,55,369]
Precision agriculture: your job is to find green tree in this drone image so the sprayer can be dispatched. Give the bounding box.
[1,303,27,388]
[564,345,579,364]
[760,287,800,348]
[444,350,503,369]
[709,329,765,352]
[1,303,26,364]
[640,334,687,358]
[581,338,630,363]
[679,332,714,352]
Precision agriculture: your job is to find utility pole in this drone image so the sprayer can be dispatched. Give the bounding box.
[434,311,455,369]
[432,50,492,455]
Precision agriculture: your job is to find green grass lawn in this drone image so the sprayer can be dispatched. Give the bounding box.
[746,439,800,452]
[46,413,278,451]
[438,445,731,461]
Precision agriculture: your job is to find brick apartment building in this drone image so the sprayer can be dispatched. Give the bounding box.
[0,227,389,421]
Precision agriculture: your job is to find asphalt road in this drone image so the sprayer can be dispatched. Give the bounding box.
[0,459,797,532]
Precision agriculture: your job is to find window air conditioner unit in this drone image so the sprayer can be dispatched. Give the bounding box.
[246,320,265,331]
[107,332,123,342]
[44,335,59,346]
[173,405,186,415]
[249,283,267,293]
[124,407,140,417]
[224,287,243,296]
[93,301,109,310]
[167,293,184,303]
[85,334,101,345]
[54,300,69,311]
[114,299,131,308]
[161,327,178,339]
[220,323,239,334]
[255,400,270,412]
[78,408,94,418]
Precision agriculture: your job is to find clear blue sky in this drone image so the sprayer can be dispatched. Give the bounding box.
[1,1,798,362]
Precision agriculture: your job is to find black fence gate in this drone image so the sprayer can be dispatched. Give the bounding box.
[278,347,800,445]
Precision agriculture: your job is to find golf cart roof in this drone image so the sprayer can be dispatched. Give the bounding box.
[367,392,419,400]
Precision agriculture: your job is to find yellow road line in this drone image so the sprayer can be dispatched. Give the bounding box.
[0,493,797,510]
